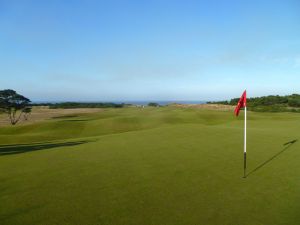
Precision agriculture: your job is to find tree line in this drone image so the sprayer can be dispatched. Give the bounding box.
[47,102,125,109]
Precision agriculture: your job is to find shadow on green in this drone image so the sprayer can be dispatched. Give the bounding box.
[52,115,80,119]
[246,139,298,177]
[58,119,92,122]
[0,140,93,156]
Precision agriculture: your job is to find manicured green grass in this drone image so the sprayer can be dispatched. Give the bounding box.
[1,107,300,225]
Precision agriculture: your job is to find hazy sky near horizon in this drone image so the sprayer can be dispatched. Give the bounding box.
[1,0,300,101]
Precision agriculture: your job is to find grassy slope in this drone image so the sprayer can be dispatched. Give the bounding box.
[0,107,300,225]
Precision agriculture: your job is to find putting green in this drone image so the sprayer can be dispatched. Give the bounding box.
[0,107,300,225]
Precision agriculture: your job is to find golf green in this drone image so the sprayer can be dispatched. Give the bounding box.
[0,107,300,225]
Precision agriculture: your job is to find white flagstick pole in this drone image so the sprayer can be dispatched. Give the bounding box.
[244,106,247,178]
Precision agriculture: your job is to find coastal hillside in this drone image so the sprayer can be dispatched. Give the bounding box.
[208,94,300,112]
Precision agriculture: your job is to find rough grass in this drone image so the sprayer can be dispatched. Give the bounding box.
[0,107,300,225]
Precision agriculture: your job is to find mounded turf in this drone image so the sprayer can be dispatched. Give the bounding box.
[0,107,300,225]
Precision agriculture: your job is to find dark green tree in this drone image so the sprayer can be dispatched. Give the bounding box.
[22,107,32,120]
[0,89,31,125]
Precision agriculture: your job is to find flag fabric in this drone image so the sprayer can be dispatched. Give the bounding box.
[234,90,247,116]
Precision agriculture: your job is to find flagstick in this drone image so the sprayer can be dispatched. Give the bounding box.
[244,106,247,178]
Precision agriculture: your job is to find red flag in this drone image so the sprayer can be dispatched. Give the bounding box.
[234,90,247,116]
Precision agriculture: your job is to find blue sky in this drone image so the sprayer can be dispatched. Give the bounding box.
[0,0,299,101]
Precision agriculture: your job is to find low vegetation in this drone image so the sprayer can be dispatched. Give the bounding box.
[148,102,160,107]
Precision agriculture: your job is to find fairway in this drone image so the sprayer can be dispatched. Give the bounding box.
[0,107,300,225]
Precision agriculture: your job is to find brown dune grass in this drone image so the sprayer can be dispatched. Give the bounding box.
[0,107,103,126]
